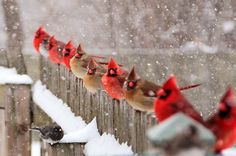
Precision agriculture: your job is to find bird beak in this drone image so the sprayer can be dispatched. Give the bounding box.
[219,103,227,112]
[157,88,166,98]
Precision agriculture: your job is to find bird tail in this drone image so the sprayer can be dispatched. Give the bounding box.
[98,61,123,67]
[179,83,201,91]
[90,55,105,59]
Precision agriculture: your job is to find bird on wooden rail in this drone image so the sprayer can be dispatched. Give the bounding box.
[154,75,204,124]
[29,125,64,145]
[70,44,106,79]
[83,58,107,94]
[123,68,201,112]
[61,40,76,70]
[101,58,128,101]
[47,36,65,65]
[206,88,236,153]
[33,26,51,57]
[123,66,162,112]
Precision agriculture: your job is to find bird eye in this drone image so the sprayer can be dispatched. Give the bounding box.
[58,48,62,52]
[128,81,135,88]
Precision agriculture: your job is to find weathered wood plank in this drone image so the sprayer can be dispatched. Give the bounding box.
[13,85,31,156]
[0,108,7,156]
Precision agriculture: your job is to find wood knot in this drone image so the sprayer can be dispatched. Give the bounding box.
[17,123,29,134]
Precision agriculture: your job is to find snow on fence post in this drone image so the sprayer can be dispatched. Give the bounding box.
[0,84,31,156]
[37,56,157,155]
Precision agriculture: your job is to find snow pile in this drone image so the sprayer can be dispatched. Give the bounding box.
[33,81,86,133]
[32,80,133,154]
[222,21,235,33]
[84,133,133,156]
[60,118,100,143]
[0,66,33,85]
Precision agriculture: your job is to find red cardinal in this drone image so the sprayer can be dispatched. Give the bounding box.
[33,26,50,57]
[62,41,76,70]
[206,88,236,153]
[47,36,65,64]
[101,58,127,100]
[154,75,204,124]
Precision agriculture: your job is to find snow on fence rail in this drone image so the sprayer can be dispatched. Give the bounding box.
[35,57,157,155]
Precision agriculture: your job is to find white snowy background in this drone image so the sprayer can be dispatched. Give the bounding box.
[0,0,236,155]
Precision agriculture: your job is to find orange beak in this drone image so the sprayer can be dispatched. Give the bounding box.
[219,103,227,112]
[157,88,166,97]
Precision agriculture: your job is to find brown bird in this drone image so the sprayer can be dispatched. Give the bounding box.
[124,67,202,112]
[123,67,162,112]
[70,44,105,79]
[83,58,106,94]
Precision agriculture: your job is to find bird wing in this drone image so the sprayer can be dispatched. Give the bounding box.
[139,80,162,97]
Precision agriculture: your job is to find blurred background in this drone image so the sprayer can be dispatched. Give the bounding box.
[0,0,235,122]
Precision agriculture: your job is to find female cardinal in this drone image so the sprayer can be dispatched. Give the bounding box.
[61,41,76,70]
[101,58,128,100]
[154,75,204,124]
[70,44,105,79]
[124,68,201,112]
[33,26,50,57]
[123,66,162,112]
[29,125,64,145]
[47,36,65,64]
[206,88,236,153]
[83,58,106,94]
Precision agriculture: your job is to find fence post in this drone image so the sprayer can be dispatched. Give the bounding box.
[0,84,31,156]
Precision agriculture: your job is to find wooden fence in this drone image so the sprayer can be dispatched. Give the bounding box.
[34,52,236,155]
[33,56,157,155]
[0,84,31,156]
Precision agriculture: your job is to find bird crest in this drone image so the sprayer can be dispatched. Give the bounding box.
[76,44,85,55]
[127,66,139,81]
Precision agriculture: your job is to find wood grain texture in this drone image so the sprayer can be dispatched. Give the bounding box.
[0,84,31,156]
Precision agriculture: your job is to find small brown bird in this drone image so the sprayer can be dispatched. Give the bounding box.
[83,58,106,94]
[123,66,162,112]
[124,68,202,112]
[70,44,104,79]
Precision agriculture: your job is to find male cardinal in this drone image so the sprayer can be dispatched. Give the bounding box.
[154,75,204,124]
[70,44,105,79]
[101,58,128,100]
[83,58,106,94]
[33,26,50,57]
[47,36,65,64]
[206,88,236,153]
[29,125,64,144]
[61,41,76,70]
[124,68,201,112]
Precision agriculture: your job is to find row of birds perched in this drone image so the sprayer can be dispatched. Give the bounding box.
[33,26,236,154]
